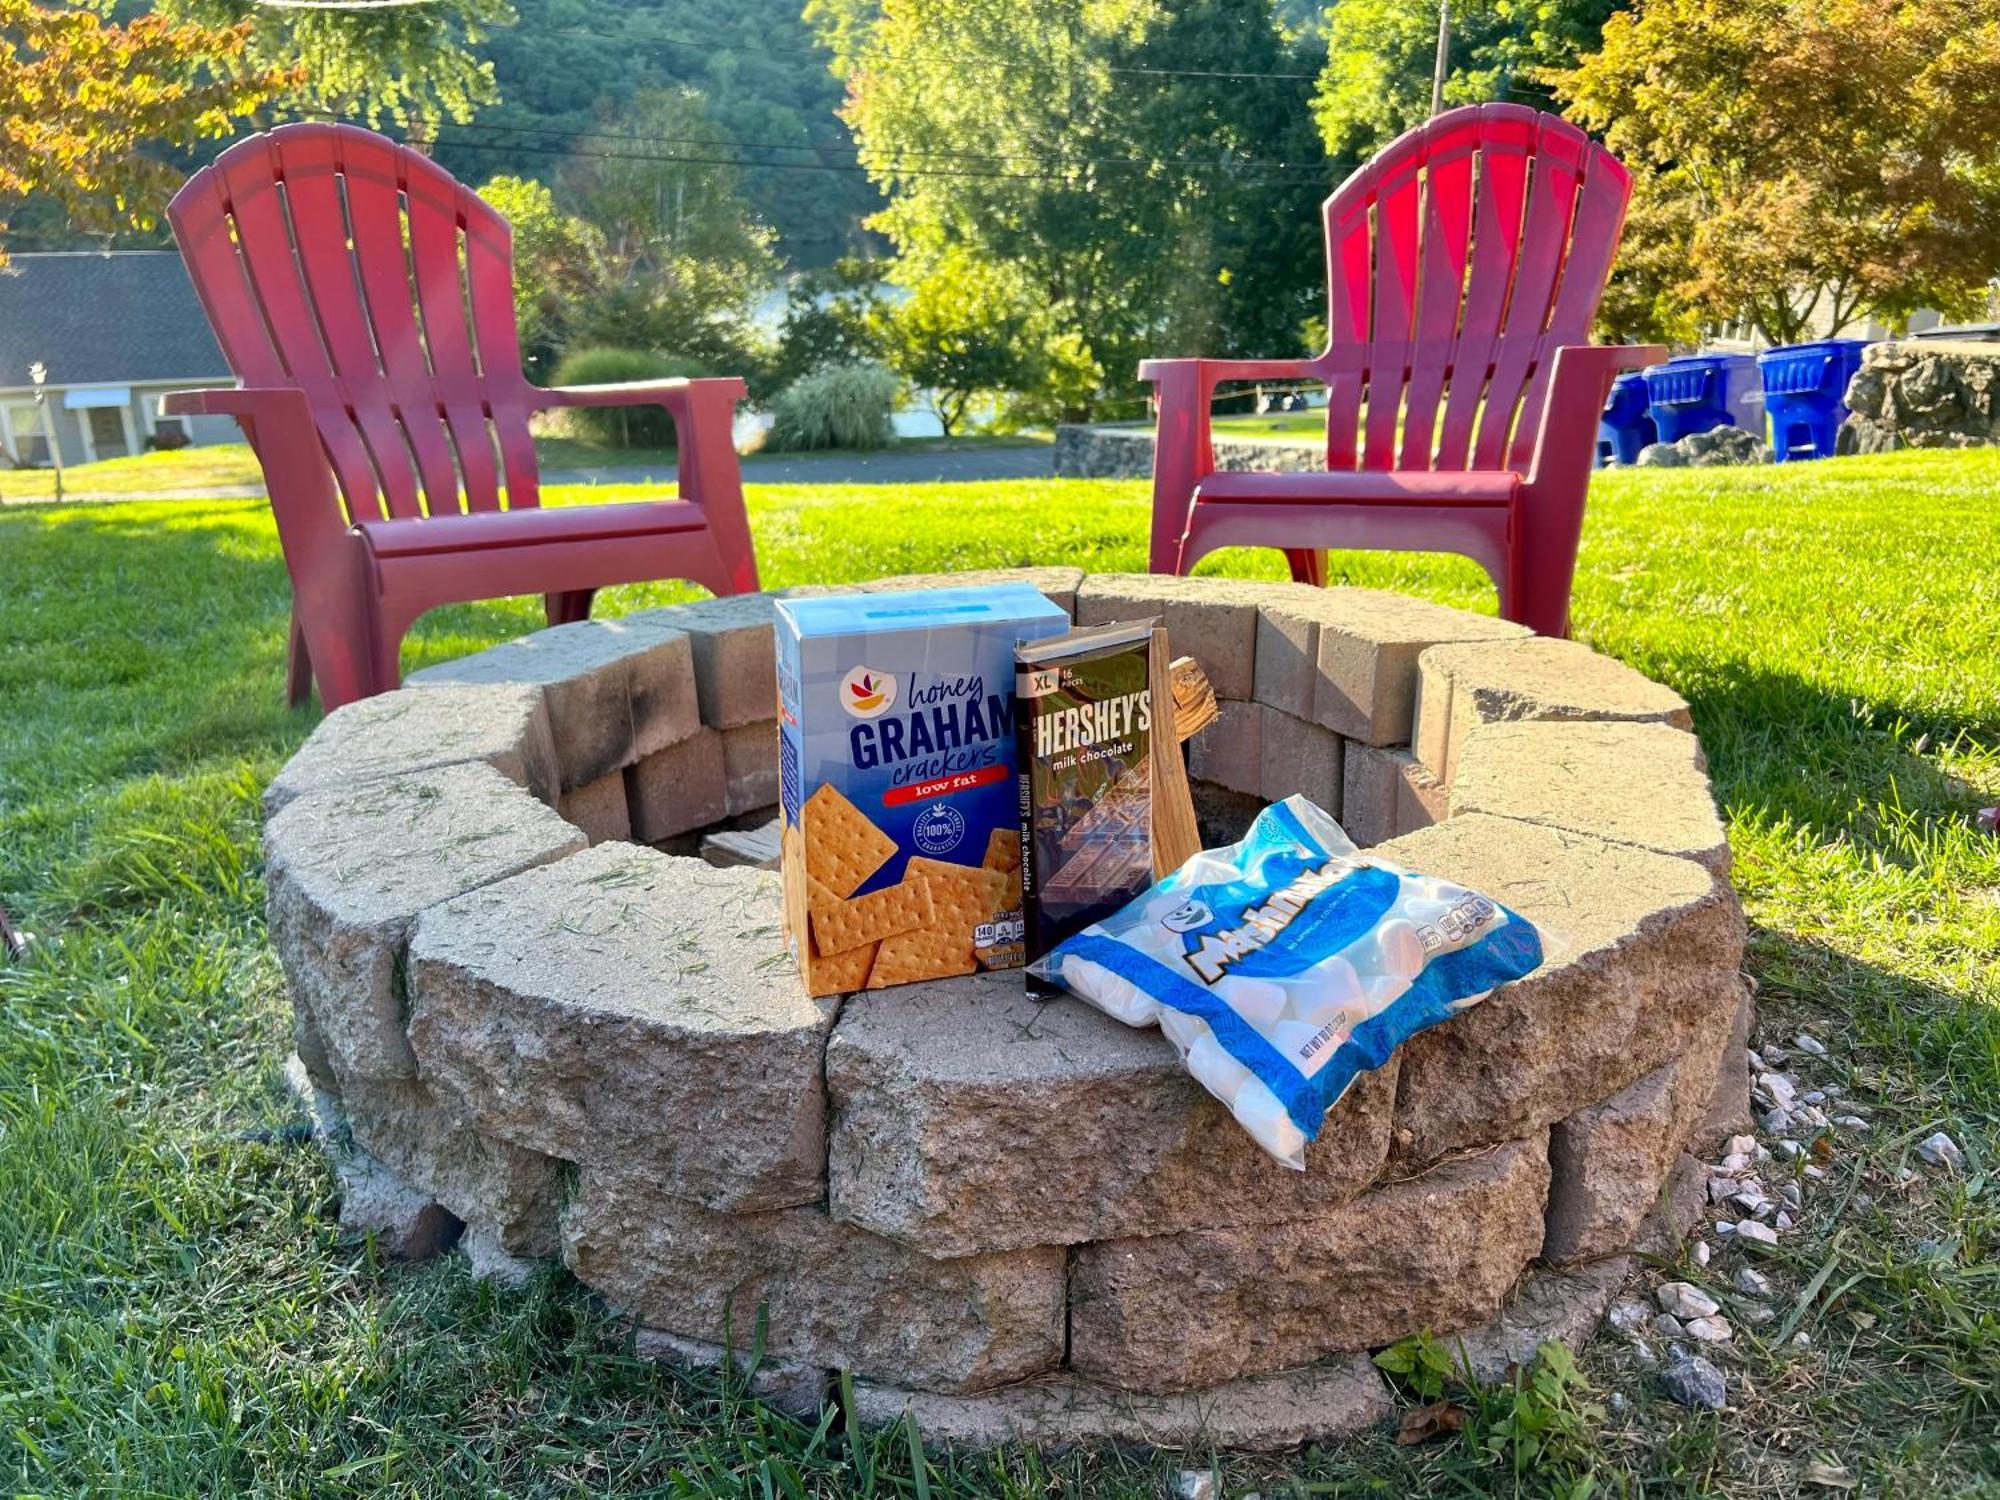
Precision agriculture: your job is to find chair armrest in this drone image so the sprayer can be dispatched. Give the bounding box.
[161,386,304,419]
[159,386,351,564]
[1523,344,1667,491]
[1137,357,1326,390]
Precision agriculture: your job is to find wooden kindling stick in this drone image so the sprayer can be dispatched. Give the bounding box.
[1149,632,1206,878]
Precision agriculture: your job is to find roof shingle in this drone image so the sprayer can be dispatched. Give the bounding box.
[0,251,229,391]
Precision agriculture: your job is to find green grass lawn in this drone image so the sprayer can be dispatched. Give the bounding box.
[2,452,1997,1495]
[1,429,1055,501]
[1208,408,1327,441]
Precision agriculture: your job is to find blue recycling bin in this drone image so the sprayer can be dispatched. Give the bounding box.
[1596,370,1656,465]
[1757,339,1868,461]
[1643,353,1762,443]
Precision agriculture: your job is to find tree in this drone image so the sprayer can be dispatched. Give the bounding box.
[475,175,606,378]
[1314,0,1618,166]
[1554,0,2000,344]
[159,0,514,133]
[768,258,890,392]
[556,89,781,370]
[875,252,1042,435]
[812,0,1329,420]
[0,0,281,259]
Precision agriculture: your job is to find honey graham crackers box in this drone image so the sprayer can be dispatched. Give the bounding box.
[775,584,1068,995]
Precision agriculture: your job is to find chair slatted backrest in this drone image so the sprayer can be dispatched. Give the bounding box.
[170,123,541,523]
[1315,103,1631,475]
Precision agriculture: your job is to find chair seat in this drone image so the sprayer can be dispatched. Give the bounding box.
[357,499,706,560]
[1193,468,1520,507]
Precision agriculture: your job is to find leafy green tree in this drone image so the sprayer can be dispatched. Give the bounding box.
[1314,0,1619,165]
[768,258,889,392]
[475,175,605,378]
[437,0,879,268]
[557,89,781,372]
[0,0,282,259]
[1555,0,2000,343]
[159,0,514,131]
[875,252,1042,435]
[813,0,1329,419]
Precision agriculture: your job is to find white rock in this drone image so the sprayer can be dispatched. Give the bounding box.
[1708,1177,1739,1205]
[1802,1090,1827,1105]
[1715,1220,1735,1236]
[1737,1303,1775,1327]
[1734,1267,1774,1297]
[1745,1047,1765,1070]
[1791,1331,1812,1349]
[1657,1282,1721,1319]
[1758,1072,1797,1109]
[1776,1140,1805,1159]
[1727,1133,1758,1157]
[1795,1104,1830,1129]
[1654,1314,1687,1338]
[1176,1471,1216,1500]
[1803,1165,1827,1180]
[1684,1315,1733,1343]
[1608,1300,1652,1336]
[1720,1151,1752,1172]
[1736,1220,1779,1248]
[1775,1211,1795,1230]
[1693,1241,1711,1267]
[1918,1132,1966,1173]
[1780,1184,1803,1211]
[1794,1033,1826,1057]
[1763,1107,1794,1134]
[1762,1045,1790,1067]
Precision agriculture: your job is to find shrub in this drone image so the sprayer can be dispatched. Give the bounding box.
[548,347,708,449]
[762,362,899,453]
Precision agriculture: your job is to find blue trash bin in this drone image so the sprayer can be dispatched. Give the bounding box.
[1597,370,1656,466]
[1757,339,1868,461]
[1643,353,1763,443]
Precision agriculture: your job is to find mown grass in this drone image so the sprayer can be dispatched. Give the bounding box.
[2,451,1997,1495]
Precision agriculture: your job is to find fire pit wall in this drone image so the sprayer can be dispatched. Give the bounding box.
[265,569,1750,1450]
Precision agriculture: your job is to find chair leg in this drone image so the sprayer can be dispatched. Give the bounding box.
[545,589,596,626]
[285,613,313,708]
[1283,549,1328,587]
[676,384,760,594]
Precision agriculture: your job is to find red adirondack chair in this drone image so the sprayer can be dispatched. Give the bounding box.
[165,123,759,710]
[1143,104,1662,637]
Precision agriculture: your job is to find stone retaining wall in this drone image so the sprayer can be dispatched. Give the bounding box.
[1840,339,2000,454]
[1053,423,1324,479]
[267,570,1748,1451]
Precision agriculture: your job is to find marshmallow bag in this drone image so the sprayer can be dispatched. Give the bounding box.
[1030,795,1544,1167]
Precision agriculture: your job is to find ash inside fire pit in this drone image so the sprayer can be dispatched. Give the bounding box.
[266,569,1748,1450]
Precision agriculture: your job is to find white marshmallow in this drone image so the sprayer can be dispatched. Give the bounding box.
[1286,954,1365,1028]
[1232,1077,1307,1166]
[1212,974,1287,1027]
[1157,1006,1206,1053]
[1186,1031,1252,1102]
[1060,956,1160,1027]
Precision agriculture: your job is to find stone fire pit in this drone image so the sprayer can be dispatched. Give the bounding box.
[267,569,1749,1450]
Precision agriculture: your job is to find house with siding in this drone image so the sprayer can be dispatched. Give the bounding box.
[0,251,238,467]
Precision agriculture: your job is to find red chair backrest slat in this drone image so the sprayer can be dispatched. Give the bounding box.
[169,123,542,523]
[1312,104,1631,475]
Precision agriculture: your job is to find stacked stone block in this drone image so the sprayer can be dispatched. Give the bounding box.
[265,572,1749,1449]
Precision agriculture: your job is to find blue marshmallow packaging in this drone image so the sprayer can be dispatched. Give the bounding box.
[1030,795,1545,1167]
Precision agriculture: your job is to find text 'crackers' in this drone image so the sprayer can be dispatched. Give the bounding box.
[776,583,1069,995]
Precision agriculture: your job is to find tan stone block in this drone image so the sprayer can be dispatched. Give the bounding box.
[1310,589,1531,746]
[1377,814,1745,1169]
[264,682,560,815]
[557,771,631,845]
[849,1354,1392,1451]
[563,1174,1065,1394]
[1074,574,1265,699]
[1340,744,1443,847]
[1258,704,1343,814]
[1069,1135,1551,1392]
[1186,698,1261,796]
[407,614,697,791]
[1413,637,1692,783]
[646,594,781,730]
[265,764,586,1082]
[625,727,727,841]
[1700,982,1756,1143]
[722,720,779,816]
[827,973,1397,1257]
[1449,719,1729,873]
[408,845,836,1213]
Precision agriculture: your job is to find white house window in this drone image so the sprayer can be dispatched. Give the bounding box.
[3,401,51,466]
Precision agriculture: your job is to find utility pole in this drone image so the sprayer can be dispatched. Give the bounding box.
[1431,0,1451,116]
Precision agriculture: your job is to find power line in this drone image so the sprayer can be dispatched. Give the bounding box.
[403,110,1326,176]
[530,22,1320,85]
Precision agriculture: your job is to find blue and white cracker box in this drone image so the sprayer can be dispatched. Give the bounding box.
[775,583,1069,995]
